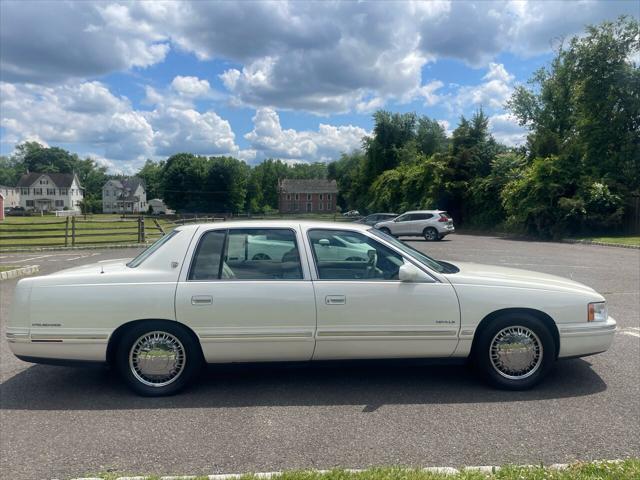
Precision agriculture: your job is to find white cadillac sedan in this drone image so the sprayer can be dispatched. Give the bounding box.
[7,221,616,396]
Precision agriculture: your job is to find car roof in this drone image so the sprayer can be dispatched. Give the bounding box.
[403,210,444,214]
[175,220,373,232]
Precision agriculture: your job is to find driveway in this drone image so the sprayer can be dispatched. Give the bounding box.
[1,235,638,480]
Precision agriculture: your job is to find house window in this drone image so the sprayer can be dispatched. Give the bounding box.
[47,188,56,195]
[327,194,332,200]
[105,190,109,196]
[327,202,332,210]
[21,188,29,195]
[319,194,323,200]
[307,193,312,200]
[286,194,291,200]
[319,203,323,211]
[55,200,64,207]
[295,193,299,200]
[34,188,42,195]
[26,200,34,207]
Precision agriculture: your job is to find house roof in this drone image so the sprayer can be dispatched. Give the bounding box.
[279,179,338,194]
[106,177,145,192]
[16,172,81,188]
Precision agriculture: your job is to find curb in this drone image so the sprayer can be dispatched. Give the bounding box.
[562,239,640,249]
[0,265,39,281]
[1,243,149,253]
[70,464,578,480]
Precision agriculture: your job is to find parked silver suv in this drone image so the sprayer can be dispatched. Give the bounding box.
[374,210,455,241]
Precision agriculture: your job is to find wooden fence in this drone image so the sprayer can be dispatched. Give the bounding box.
[0,216,164,248]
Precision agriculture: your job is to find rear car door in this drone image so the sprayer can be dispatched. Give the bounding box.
[175,227,316,363]
[306,228,460,360]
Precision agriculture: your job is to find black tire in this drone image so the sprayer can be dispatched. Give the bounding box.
[115,321,203,396]
[423,227,438,241]
[379,227,392,236]
[472,313,555,390]
[252,253,271,260]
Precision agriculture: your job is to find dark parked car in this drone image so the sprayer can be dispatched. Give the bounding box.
[355,213,398,226]
[6,207,30,216]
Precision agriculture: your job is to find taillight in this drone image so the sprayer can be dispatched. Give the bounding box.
[438,215,449,222]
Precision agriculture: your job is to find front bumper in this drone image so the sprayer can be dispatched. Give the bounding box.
[557,316,616,358]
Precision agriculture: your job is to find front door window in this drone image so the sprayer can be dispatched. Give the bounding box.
[308,229,404,280]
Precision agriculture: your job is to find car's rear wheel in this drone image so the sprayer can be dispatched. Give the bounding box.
[473,313,555,390]
[423,227,438,241]
[116,322,202,396]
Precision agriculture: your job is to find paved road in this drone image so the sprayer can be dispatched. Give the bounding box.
[1,235,638,480]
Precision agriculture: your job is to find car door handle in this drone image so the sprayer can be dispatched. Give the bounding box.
[325,295,346,305]
[191,295,213,305]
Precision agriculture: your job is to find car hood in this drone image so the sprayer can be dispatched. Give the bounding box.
[443,261,598,295]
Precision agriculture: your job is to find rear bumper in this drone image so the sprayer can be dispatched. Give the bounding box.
[557,316,616,358]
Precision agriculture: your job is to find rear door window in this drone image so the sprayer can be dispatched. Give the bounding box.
[190,229,303,280]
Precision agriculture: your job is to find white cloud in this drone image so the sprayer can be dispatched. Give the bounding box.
[145,107,237,157]
[0,81,367,170]
[0,1,169,83]
[245,108,367,162]
[0,80,240,169]
[489,113,528,146]
[0,81,154,160]
[170,76,210,97]
[450,63,515,111]
[1,1,634,113]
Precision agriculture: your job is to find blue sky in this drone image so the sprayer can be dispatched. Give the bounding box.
[0,1,637,173]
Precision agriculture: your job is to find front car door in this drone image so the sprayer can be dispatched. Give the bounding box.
[306,227,460,360]
[176,226,316,362]
[389,213,412,235]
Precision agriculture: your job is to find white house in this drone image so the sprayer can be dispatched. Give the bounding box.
[0,185,20,208]
[102,177,147,214]
[148,198,173,214]
[16,173,83,212]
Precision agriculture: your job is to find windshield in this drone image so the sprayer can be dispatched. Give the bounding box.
[369,228,455,274]
[127,230,179,268]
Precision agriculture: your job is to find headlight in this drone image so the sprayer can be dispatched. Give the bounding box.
[588,302,607,322]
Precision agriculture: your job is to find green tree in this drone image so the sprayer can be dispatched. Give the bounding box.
[137,159,165,199]
[507,16,639,235]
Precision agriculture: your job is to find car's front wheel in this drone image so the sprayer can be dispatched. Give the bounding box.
[115,322,203,396]
[473,314,555,390]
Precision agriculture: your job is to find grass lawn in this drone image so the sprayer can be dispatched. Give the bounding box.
[0,266,18,272]
[574,235,640,246]
[87,460,640,480]
[0,214,172,248]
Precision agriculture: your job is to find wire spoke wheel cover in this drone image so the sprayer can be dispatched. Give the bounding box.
[490,325,543,380]
[129,331,186,387]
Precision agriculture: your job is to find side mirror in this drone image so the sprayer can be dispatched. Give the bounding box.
[399,262,422,282]
[318,238,330,247]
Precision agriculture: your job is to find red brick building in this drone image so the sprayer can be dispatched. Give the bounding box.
[278,179,338,213]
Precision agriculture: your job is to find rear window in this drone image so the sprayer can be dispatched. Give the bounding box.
[127,230,179,268]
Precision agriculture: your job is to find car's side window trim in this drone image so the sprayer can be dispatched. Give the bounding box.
[187,228,228,281]
[187,227,307,282]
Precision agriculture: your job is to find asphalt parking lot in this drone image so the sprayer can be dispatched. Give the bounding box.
[1,235,638,480]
